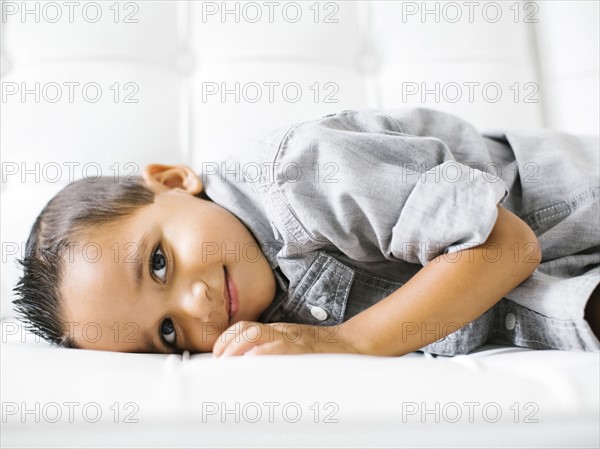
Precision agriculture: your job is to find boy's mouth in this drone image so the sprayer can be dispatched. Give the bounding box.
[224,267,239,326]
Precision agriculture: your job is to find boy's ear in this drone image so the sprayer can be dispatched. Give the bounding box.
[141,164,203,195]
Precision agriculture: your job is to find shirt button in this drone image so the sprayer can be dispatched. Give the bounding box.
[310,306,328,321]
[505,312,517,330]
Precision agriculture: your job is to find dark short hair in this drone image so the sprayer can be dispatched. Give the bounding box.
[13,177,156,347]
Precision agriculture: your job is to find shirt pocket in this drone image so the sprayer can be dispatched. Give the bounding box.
[279,251,354,326]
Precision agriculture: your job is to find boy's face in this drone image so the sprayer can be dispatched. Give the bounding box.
[59,164,276,353]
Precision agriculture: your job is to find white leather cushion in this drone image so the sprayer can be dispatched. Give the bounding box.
[370,0,543,131]
[190,62,366,166]
[3,1,181,66]
[534,1,600,134]
[2,327,598,447]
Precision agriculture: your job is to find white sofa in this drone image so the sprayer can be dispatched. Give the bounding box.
[1,1,599,447]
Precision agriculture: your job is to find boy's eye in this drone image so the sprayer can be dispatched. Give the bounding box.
[150,246,167,282]
[161,318,177,346]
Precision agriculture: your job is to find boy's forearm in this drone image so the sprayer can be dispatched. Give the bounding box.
[337,206,542,357]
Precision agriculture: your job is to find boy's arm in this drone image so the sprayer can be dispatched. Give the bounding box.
[213,206,542,357]
[337,206,542,356]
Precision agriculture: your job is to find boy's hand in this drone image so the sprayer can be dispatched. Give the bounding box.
[212,321,360,357]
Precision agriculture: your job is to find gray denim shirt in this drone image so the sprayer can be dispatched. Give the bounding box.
[203,107,600,355]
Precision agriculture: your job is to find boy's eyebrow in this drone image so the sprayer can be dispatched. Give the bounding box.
[133,233,150,293]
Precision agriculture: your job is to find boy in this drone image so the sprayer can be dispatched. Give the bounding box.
[13,108,600,357]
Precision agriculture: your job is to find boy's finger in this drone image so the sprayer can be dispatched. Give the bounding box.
[220,339,262,357]
[212,321,266,356]
[243,343,277,356]
[212,322,243,355]
[245,340,308,356]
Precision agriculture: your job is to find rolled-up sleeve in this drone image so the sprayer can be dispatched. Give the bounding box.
[391,161,508,265]
[267,108,509,266]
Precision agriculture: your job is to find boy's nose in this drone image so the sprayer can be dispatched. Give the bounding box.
[178,281,213,319]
